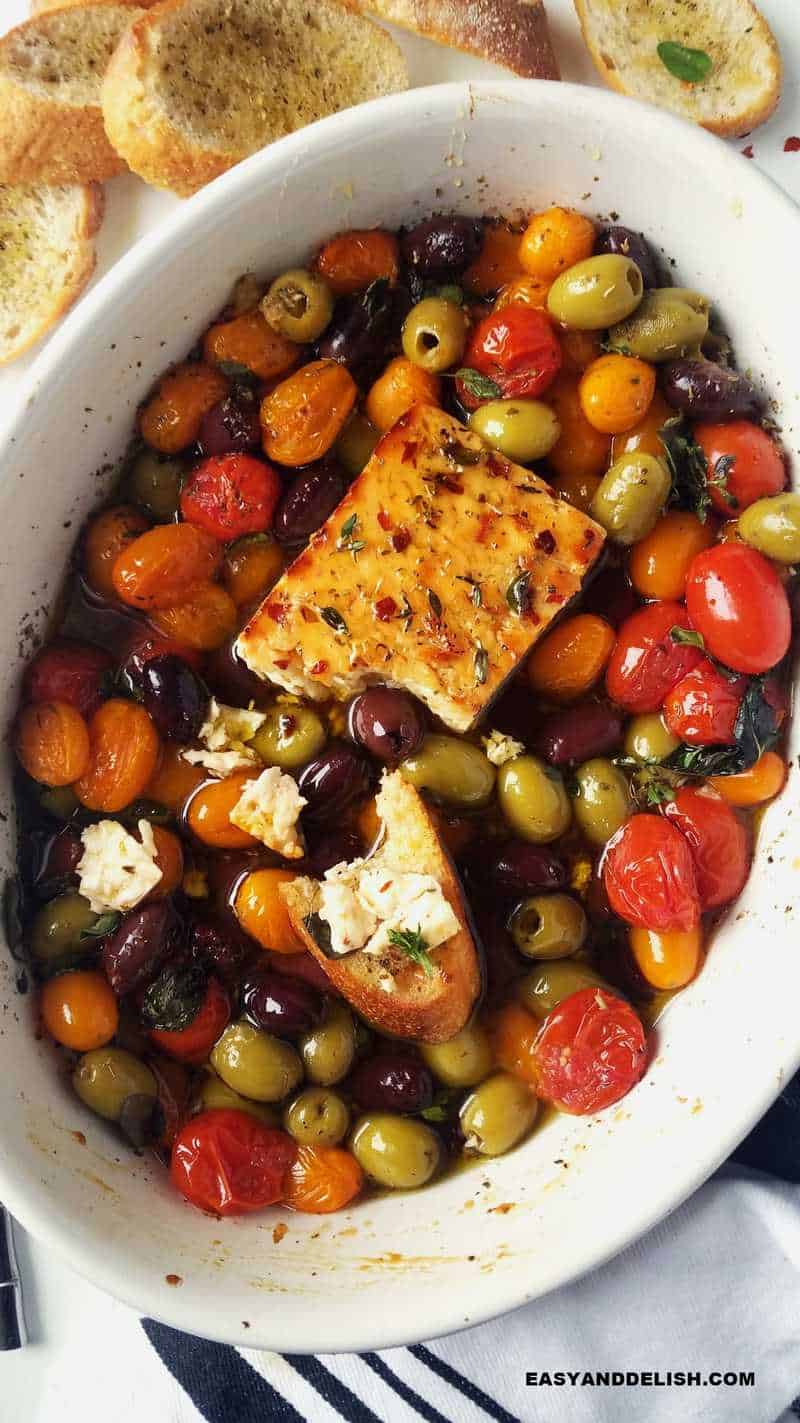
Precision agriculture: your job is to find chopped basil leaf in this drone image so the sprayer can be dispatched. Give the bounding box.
[80,911,121,941]
[456,368,502,401]
[657,41,713,84]
[216,359,259,385]
[142,963,207,1032]
[670,626,705,649]
[388,925,436,977]
[709,454,738,508]
[659,417,712,521]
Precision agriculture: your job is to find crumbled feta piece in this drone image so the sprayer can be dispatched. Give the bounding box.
[77,819,162,915]
[316,859,458,960]
[229,766,307,859]
[182,698,265,774]
[482,729,525,766]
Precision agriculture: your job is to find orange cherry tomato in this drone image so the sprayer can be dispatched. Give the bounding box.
[491,1001,540,1087]
[610,391,673,461]
[203,310,299,381]
[518,207,595,281]
[629,510,715,601]
[365,357,441,433]
[180,454,282,542]
[234,868,304,953]
[315,229,399,295]
[84,505,149,602]
[16,701,90,786]
[709,750,787,807]
[139,362,230,454]
[151,582,238,652]
[493,274,550,313]
[527,614,616,701]
[145,743,207,814]
[170,1109,296,1215]
[603,814,700,932]
[112,523,222,611]
[223,534,284,607]
[463,223,526,296]
[74,699,161,812]
[261,360,357,466]
[41,970,119,1051]
[685,543,791,675]
[148,826,185,899]
[663,659,745,747]
[579,354,656,435]
[663,786,750,910]
[546,374,611,483]
[694,420,786,515]
[149,975,231,1065]
[629,925,702,991]
[533,987,646,1114]
[284,1144,363,1213]
[186,772,260,849]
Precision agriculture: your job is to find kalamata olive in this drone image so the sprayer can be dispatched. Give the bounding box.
[487,680,538,744]
[534,703,623,765]
[347,687,425,762]
[207,850,266,910]
[273,461,348,545]
[490,842,567,897]
[138,654,206,741]
[349,1053,434,1113]
[401,215,483,277]
[308,829,363,877]
[241,970,322,1037]
[204,636,271,708]
[30,828,83,898]
[595,225,660,289]
[317,280,402,378]
[661,359,762,422]
[189,912,250,975]
[102,901,181,996]
[198,388,261,455]
[297,741,373,821]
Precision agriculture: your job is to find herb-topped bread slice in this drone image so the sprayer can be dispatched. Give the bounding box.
[281,770,482,1043]
[237,402,606,733]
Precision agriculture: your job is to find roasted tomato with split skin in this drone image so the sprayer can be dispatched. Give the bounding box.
[532,987,647,1114]
[180,454,283,542]
[603,813,701,932]
[605,602,705,714]
[456,306,562,409]
[663,659,746,746]
[170,1109,296,1215]
[663,787,750,910]
[24,640,113,720]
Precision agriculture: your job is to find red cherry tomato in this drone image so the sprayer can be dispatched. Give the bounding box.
[694,420,786,516]
[603,813,700,931]
[663,787,750,910]
[148,976,231,1064]
[456,305,562,408]
[685,544,791,674]
[180,454,282,542]
[663,658,745,746]
[532,987,647,1115]
[605,602,705,713]
[170,1109,296,1215]
[25,639,113,719]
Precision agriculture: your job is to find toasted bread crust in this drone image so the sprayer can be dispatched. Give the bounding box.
[281,773,482,1043]
[361,0,559,79]
[31,0,152,11]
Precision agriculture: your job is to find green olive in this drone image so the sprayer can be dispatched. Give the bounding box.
[261,268,334,342]
[125,449,184,520]
[608,288,710,362]
[572,758,631,846]
[419,1021,492,1087]
[509,893,587,960]
[284,1087,350,1146]
[469,399,560,463]
[73,1048,157,1122]
[739,493,800,564]
[402,297,468,374]
[210,1020,303,1102]
[299,1001,356,1086]
[193,1070,277,1124]
[497,755,571,844]
[249,705,327,770]
[624,713,680,764]
[36,784,81,820]
[400,734,495,810]
[460,1072,538,1156]
[517,960,611,1019]
[351,1113,440,1189]
[30,893,100,966]
[590,452,671,545]
[336,412,379,477]
[546,254,644,331]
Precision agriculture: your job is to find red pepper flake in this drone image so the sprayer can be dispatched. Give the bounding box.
[487,454,511,479]
[299,605,317,623]
[535,529,556,554]
[273,658,290,670]
[784,137,800,152]
[392,528,411,552]
[377,509,392,531]
[583,528,596,543]
[476,511,496,544]
[309,660,328,676]
[741,145,754,159]
[375,596,398,621]
[401,441,420,464]
[546,588,565,604]
[266,601,287,625]
[165,1274,183,1287]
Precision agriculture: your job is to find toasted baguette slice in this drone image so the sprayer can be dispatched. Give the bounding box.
[360,0,559,79]
[0,183,103,365]
[31,0,152,12]
[0,4,142,184]
[573,0,781,138]
[282,772,483,1044]
[101,0,409,198]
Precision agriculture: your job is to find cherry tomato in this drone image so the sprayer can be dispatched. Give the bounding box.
[170,1109,296,1215]
[284,1144,363,1213]
[605,602,705,713]
[663,787,750,910]
[603,813,700,931]
[685,544,791,674]
[122,628,203,680]
[25,640,113,719]
[532,987,647,1114]
[148,976,231,1064]
[456,305,561,408]
[663,659,745,746]
[180,454,283,542]
[694,420,786,516]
